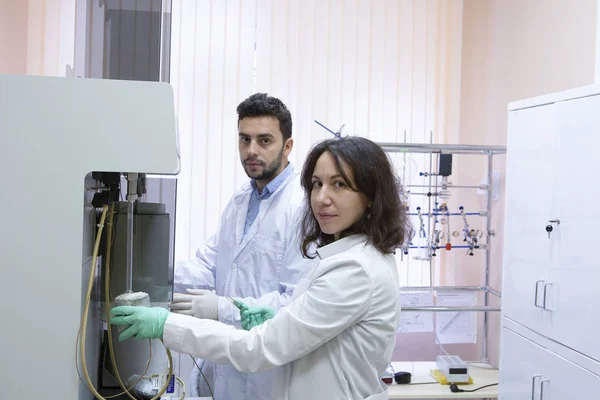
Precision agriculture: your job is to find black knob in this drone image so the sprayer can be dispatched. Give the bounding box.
[546,225,553,233]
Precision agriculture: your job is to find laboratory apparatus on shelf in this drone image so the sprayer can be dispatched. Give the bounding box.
[379,141,506,363]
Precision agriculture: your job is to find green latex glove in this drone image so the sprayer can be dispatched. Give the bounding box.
[240,306,276,331]
[110,306,169,342]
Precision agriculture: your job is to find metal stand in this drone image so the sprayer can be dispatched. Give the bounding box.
[379,141,507,362]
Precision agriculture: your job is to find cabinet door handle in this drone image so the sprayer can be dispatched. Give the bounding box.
[540,379,550,400]
[543,282,554,311]
[531,374,541,400]
[534,280,545,308]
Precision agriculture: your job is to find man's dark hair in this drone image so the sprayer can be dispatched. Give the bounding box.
[300,136,410,257]
[236,93,292,140]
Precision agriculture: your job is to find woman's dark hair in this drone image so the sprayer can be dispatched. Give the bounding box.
[237,93,292,140]
[300,136,410,257]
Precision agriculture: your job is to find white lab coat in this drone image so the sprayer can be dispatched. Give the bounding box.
[165,234,401,400]
[174,167,316,399]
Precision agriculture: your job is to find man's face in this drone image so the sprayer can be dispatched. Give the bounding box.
[238,116,293,188]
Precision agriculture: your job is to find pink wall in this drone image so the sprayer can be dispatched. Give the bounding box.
[455,0,596,367]
[0,0,76,77]
[0,0,28,74]
[393,0,597,367]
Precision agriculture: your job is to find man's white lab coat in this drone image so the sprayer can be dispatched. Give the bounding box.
[174,167,315,399]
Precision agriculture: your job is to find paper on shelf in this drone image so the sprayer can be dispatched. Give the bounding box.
[397,291,434,333]
[435,290,477,344]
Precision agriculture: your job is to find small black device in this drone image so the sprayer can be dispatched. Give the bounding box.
[394,371,412,384]
[438,153,453,176]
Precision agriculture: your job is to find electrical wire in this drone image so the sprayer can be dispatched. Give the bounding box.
[450,382,498,393]
[434,326,450,356]
[77,204,174,400]
[176,376,186,399]
[190,355,215,400]
[78,204,112,399]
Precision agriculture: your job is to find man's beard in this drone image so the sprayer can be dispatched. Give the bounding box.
[244,146,284,181]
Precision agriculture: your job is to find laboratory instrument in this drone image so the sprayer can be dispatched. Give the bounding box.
[0,74,180,399]
[435,355,470,383]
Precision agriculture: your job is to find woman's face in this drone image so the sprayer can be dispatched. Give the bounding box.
[310,151,369,240]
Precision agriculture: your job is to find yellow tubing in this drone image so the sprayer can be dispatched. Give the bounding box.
[79,204,173,400]
[105,203,140,400]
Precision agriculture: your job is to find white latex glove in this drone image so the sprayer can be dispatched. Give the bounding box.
[170,289,219,320]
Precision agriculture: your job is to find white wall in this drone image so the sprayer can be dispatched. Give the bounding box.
[458,0,597,366]
[170,0,465,289]
[0,0,76,77]
[596,0,600,82]
[26,0,76,76]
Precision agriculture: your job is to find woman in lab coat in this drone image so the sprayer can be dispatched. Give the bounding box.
[111,136,410,400]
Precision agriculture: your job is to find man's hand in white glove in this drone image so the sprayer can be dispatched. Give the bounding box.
[170,289,219,320]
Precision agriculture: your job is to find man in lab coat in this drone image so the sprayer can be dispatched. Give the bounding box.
[172,93,314,399]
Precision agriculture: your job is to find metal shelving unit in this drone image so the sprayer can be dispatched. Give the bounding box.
[379,142,507,362]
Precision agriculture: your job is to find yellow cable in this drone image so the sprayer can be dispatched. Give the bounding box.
[177,376,186,399]
[78,204,174,400]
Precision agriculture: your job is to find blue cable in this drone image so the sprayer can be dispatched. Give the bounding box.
[314,120,342,138]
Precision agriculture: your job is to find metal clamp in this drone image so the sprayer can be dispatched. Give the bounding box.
[546,219,560,238]
[543,283,554,311]
[534,280,545,308]
[531,374,541,400]
[540,379,550,400]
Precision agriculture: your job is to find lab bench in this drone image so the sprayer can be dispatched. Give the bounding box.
[388,361,498,399]
[180,361,498,399]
